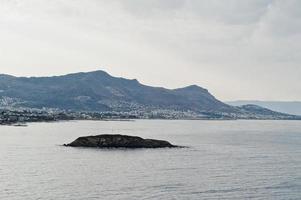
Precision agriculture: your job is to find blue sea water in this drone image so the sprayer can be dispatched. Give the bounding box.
[0,120,301,199]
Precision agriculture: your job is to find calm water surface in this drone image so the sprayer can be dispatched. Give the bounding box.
[0,120,301,199]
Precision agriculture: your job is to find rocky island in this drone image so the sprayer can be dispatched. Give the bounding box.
[64,134,178,148]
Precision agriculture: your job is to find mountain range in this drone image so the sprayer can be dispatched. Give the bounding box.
[0,70,300,120]
[227,100,301,116]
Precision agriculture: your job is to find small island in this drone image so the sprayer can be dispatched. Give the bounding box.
[64,134,178,148]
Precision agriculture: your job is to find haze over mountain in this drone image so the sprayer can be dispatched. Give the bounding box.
[0,70,232,112]
[227,101,301,116]
[0,70,299,120]
[1,1,301,101]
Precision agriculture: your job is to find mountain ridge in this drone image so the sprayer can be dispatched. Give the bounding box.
[0,70,231,112]
[227,100,301,116]
[0,70,299,120]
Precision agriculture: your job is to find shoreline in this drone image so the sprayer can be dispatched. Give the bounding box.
[2,117,301,126]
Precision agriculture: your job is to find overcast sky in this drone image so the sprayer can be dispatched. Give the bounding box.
[0,0,300,101]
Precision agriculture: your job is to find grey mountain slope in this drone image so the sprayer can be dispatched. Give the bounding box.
[0,70,299,119]
[236,104,300,119]
[227,100,301,115]
[0,70,233,113]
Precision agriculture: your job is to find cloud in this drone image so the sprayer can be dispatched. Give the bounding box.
[0,0,300,100]
[118,0,274,24]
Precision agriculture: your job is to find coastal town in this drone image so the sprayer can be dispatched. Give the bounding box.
[0,107,204,125]
[2,104,300,126]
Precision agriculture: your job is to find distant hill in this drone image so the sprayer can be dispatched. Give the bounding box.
[0,71,233,113]
[227,100,301,115]
[0,70,299,120]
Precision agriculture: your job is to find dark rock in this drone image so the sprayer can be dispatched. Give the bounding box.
[64,134,178,148]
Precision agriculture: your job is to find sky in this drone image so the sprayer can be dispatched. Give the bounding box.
[0,0,300,101]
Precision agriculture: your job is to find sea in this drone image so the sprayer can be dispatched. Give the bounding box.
[0,120,301,199]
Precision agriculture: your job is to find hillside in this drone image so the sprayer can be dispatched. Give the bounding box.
[227,100,301,116]
[0,70,299,120]
[0,71,233,112]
